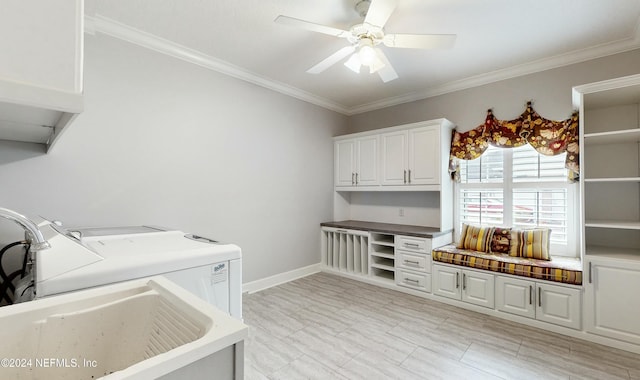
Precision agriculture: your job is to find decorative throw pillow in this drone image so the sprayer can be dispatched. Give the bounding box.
[456,223,493,252]
[509,228,551,260]
[490,227,511,254]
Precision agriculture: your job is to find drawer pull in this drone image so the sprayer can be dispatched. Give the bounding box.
[529,285,532,305]
[456,272,459,289]
[404,278,420,284]
[404,243,420,248]
[404,259,420,266]
[462,273,466,290]
[404,170,407,184]
[589,262,592,284]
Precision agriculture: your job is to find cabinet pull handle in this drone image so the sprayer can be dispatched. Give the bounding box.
[351,173,355,185]
[538,287,542,307]
[529,285,532,305]
[355,173,358,184]
[404,243,420,248]
[456,272,459,289]
[404,260,420,266]
[463,273,466,290]
[404,278,420,284]
[589,262,592,284]
[404,170,407,184]
[408,169,412,183]
[336,229,348,233]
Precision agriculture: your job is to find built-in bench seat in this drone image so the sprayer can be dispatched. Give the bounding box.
[432,244,582,285]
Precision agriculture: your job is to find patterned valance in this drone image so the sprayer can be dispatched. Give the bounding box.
[449,102,579,182]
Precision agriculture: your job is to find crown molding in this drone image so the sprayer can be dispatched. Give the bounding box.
[85,14,640,117]
[348,30,640,115]
[84,15,350,115]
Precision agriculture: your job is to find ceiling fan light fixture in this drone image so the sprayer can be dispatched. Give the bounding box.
[344,54,362,73]
[368,55,385,74]
[357,39,377,66]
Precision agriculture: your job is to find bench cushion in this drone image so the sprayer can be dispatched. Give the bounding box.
[432,245,582,285]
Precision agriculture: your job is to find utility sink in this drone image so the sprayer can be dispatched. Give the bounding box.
[0,276,247,379]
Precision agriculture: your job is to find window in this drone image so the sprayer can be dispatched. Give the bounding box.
[457,144,576,256]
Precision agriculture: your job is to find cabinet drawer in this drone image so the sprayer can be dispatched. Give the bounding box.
[396,236,431,253]
[396,251,430,273]
[396,270,431,293]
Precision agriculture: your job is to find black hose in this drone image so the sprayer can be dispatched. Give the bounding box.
[0,270,23,305]
[0,241,27,297]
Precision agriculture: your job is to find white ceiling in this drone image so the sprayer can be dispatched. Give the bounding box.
[84,0,640,115]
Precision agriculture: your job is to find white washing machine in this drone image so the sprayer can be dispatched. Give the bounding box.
[21,218,242,319]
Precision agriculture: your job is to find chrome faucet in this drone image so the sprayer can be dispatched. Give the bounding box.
[0,208,50,250]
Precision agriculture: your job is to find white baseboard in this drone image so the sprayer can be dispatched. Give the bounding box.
[242,263,321,294]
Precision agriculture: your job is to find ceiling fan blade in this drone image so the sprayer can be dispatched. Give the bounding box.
[307,45,356,74]
[274,15,350,38]
[375,49,398,83]
[364,0,397,28]
[383,33,457,49]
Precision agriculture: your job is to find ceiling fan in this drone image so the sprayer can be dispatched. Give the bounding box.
[275,0,456,82]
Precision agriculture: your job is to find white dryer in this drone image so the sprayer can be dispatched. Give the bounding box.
[24,218,242,319]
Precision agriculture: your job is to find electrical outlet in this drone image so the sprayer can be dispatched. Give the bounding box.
[399,208,404,217]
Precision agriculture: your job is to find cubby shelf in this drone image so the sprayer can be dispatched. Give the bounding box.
[585,220,640,230]
[583,128,640,145]
[584,177,640,182]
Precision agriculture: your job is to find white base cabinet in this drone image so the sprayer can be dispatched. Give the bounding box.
[584,256,640,345]
[432,264,495,309]
[395,235,433,293]
[496,276,581,330]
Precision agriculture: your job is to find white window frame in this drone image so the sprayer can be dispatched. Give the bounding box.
[454,145,579,257]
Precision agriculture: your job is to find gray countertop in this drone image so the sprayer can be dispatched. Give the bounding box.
[320,220,452,238]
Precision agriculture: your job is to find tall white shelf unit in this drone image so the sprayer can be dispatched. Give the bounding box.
[574,74,640,349]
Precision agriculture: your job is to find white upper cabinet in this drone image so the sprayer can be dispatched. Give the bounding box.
[335,119,453,191]
[335,140,356,187]
[335,136,379,188]
[0,0,84,150]
[381,131,408,185]
[381,123,445,186]
[356,135,379,186]
[408,126,440,185]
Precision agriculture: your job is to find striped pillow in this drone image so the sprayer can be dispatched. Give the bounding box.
[456,224,493,252]
[509,228,551,260]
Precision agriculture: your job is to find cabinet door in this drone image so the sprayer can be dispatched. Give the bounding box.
[356,136,379,186]
[585,258,640,344]
[495,276,535,318]
[536,283,581,330]
[408,126,440,185]
[381,131,408,185]
[462,270,495,308]
[335,139,355,187]
[432,264,461,300]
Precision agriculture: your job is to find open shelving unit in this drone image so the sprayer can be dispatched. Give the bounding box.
[369,232,396,282]
[576,75,640,260]
[573,76,640,348]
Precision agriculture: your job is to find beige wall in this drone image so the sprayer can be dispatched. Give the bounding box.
[348,49,640,133]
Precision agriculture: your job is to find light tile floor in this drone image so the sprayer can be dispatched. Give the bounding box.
[243,272,640,380]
